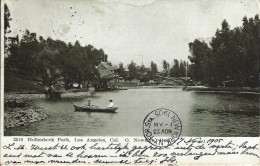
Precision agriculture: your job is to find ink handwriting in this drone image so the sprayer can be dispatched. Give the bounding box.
[2,137,259,165]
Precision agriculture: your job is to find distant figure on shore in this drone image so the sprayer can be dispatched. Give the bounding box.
[108,100,114,108]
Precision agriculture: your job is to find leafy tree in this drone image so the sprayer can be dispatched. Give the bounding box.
[4,4,106,91]
[188,15,260,87]
[7,30,40,74]
[149,61,158,82]
[139,64,146,73]
[4,4,11,32]
[6,30,106,90]
[150,61,158,74]
[169,59,191,78]
[60,41,100,89]
[189,40,213,82]
[37,38,67,87]
[179,60,186,77]
[162,60,170,76]
[169,59,179,77]
[139,64,151,82]
[4,4,12,56]
[127,61,137,81]
[118,62,125,73]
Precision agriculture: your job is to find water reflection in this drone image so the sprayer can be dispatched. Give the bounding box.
[4,88,259,136]
[187,92,259,136]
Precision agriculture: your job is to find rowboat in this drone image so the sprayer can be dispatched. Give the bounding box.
[74,105,118,113]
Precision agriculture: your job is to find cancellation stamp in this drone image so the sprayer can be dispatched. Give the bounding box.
[143,108,182,147]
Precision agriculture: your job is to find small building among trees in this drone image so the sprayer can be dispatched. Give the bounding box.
[95,62,122,90]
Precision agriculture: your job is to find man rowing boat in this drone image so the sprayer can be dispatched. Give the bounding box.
[87,98,91,107]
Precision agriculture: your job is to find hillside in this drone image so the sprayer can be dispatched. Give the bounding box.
[4,71,45,93]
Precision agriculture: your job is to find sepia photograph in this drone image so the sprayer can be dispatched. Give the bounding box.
[2,0,259,138]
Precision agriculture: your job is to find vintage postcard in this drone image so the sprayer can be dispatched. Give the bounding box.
[1,0,259,165]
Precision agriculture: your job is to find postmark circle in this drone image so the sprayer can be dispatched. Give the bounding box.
[143,108,182,147]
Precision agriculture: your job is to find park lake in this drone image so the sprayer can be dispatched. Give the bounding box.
[4,88,259,137]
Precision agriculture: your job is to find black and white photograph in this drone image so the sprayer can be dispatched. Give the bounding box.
[3,0,259,138]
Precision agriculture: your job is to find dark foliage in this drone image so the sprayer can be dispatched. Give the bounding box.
[5,29,107,89]
[189,15,260,87]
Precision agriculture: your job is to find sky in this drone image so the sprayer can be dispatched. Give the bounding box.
[5,0,260,69]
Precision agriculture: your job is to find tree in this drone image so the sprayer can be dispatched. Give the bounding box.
[118,62,126,78]
[169,59,179,77]
[4,4,11,32]
[37,38,66,87]
[127,61,137,81]
[179,60,186,77]
[4,4,12,56]
[162,60,170,76]
[118,62,125,73]
[150,61,158,74]
[149,61,158,82]
[60,40,101,89]
[138,64,150,82]
[5,29,107,90]
[188,15,260,87]
[140,64,146,73]
[189,40,213,82]
[7,30,41,74]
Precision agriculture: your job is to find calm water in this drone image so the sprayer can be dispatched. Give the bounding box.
[5,88,260,136]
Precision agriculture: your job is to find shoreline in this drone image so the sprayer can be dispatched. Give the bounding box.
[4,86,260,101]
[183,86,260,94]
[4,91,92,101]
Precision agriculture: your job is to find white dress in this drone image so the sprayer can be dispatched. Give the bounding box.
[108,102,114,108]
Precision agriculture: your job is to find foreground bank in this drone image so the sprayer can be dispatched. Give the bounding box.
[4,105,49,130]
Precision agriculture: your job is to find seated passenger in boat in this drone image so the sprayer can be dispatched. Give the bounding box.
[108,100,114,108]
